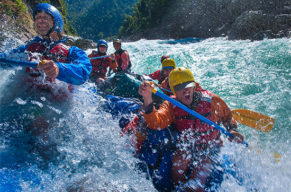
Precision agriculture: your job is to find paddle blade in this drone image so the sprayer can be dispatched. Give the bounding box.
[232,109,275,132]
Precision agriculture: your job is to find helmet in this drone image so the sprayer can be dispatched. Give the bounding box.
[33,3,63,33]
[162,58,176,70]
[169,67,195,95]
[113,39,121,44]
[97,39,108,49]
[161,55,170,63]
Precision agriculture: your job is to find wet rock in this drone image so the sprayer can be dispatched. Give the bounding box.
[228,10,291,40]
[252,30,277,41]
[124,0,291,41]
[64,35,97,50]
[228,11,273,40]
[0,15,35,48]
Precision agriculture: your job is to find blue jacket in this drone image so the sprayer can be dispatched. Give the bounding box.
[10,37,92,85]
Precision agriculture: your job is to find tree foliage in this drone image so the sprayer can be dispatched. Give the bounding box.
[64,0,137,41]
[118,0,174,37]
[1,0,28,16]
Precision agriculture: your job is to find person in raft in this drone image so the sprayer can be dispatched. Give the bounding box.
[88,39,118,84]
[149,57,203,96]
[112,39,132,73]
[138,67,244,191]
[4,3,91,139]
[9,3,91,94]
[148,55,171,84]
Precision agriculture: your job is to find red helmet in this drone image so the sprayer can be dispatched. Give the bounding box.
[161,55,170,63]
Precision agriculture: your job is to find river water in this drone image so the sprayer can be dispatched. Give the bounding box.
[0,37,290,191]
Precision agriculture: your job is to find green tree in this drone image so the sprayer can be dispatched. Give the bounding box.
[118,0,174,37]
[64,0,137,41]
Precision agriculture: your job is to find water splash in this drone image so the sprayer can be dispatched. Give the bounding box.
[1,35,290,191]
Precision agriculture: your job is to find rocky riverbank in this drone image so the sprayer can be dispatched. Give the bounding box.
[1,0,290,48]
[125,0,291,41]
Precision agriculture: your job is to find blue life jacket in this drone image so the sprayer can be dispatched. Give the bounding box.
[138,125,178,192]
[104,94,140,118]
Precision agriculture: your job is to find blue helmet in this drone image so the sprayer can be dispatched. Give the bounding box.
[33,3,63,33]
[97,39,108,49]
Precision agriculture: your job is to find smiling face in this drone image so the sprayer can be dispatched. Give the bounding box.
[34,12,54,36]
[98,45,107,53]
[175,87,194,107]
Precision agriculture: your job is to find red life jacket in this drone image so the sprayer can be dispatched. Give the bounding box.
[115,49,131,72]
[90,51,111,78]
[26,41,69,62]
[173,90,221,145]
[149,70,165,84]
[25,41,70,79]
[24,41,72,101]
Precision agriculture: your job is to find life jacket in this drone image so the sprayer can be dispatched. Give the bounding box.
[24,39,72,101]
[150,70,165,84]
[89,51,111,78]
[158,71,166,84]
[114,49,131,72]
[173,90,221,145]
[138,124,177,192]
[26,39,69,63]
[160,78,172,96]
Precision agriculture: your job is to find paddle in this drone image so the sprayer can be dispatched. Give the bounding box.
[142,75,275,132]
[89,55,111,60]
[232,109,275,132]
[150,86,285,162]
[0,55,111,69]
[232,109,279,161]
[148,84,248,146]
[0,57,38,68]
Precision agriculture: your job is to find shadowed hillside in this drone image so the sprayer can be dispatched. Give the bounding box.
[65,0,137,41]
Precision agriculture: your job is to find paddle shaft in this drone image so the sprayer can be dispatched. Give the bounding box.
[142,74,173,93]
[0,58,38,68]
[0,55,110,69]
[153,89,248,146]
[89,55,111,60]
[142,75,274,132]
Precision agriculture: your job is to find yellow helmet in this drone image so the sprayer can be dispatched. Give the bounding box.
[162,58,176,70]
[169,67,195,95]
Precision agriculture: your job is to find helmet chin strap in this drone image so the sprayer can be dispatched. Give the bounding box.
[43,27,54,40]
